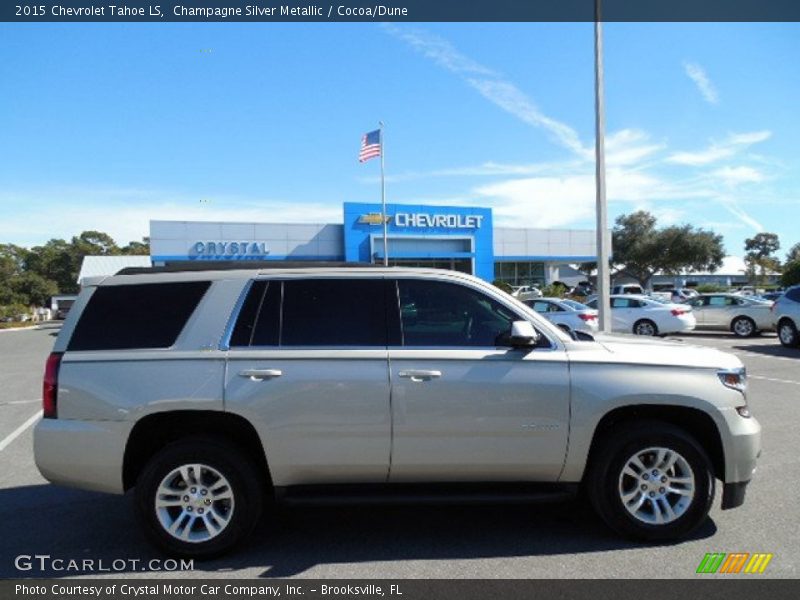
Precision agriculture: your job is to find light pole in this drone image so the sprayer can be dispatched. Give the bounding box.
[594,0,611,332]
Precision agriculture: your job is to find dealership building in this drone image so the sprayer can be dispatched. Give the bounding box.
[146,202,598,287]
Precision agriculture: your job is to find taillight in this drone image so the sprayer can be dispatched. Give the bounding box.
[43,352,63,419]
[671,308,688,316]
[578,313,597,321]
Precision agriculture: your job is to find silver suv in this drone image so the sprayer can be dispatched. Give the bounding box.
[34,265,761,557]
[772,285,800,347]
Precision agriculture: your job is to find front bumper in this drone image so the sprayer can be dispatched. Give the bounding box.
[721,481,750,510]
[34,418,131,495]
[716,407,761,512]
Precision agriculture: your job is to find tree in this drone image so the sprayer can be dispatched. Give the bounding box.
[0,244,29,280]
[785,242,800,264]
[25,239,76,293]
[611,211,725,289]
[10,272,58,306]
[744,232,780,286]
[782,260,800,288]
[121,237,150,255]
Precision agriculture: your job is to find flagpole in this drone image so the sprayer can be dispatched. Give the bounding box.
[380,121,388,267]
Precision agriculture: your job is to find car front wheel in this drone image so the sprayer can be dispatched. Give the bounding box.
[135,436,263,558]
[587,420,714,540]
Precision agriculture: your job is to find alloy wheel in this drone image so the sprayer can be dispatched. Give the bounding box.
[618,447,696,525]
[155,463,235,543]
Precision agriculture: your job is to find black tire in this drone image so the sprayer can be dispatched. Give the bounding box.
[134,436,263,558]
[778,319,799,348]
[731,316,756,338]
[586,420,714,541]
[633,319,658,336]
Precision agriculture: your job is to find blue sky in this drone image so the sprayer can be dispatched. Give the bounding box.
[1,22,798,260]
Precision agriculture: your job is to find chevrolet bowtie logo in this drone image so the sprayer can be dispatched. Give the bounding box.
[358,213,390,225]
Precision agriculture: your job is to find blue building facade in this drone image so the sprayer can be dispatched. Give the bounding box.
[342,202,494,281]
[149,201,599,286]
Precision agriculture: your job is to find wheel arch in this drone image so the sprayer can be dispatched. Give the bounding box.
[583,404,725,483]
[123,410,272,493]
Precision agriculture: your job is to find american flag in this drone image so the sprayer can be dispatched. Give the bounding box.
[359,129,381,163]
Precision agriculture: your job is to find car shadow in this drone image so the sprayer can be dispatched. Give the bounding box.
[0,484,717,579]
[731,343,798,358]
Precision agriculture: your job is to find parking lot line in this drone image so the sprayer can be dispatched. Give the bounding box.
[750,375,800,386]
[0,399,40,406]
[0,410,42,452]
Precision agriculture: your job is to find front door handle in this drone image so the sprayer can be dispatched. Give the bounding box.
[238,369,282,381]
[398,369,442,382]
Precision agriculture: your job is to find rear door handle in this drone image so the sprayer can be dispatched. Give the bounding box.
[398,370,442,382]
[238,369,282,381]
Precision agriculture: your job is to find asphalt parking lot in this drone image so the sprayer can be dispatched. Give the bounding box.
[0,325,797,579]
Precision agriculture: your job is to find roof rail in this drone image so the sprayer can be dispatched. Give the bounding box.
[115,260,379,276]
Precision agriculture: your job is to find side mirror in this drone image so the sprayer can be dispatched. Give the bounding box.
[508,320,539,348]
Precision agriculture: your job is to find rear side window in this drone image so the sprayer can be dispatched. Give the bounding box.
[786,288,800,302]
[282,279,387,346]
[229,278,393,347]
[68,281,210,351]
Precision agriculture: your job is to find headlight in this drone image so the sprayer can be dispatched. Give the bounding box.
[718,367,747,392]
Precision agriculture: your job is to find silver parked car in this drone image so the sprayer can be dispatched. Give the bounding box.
[687,293,775,337]
[772,285,800,347]
[523,297,599,333]
[35,265,760,557]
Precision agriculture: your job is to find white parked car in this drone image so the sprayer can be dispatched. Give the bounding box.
[510,285,543,300]
[524,297,599,334]
[665,288,700,303]
[686,294,775,337]
[585,295,696,336]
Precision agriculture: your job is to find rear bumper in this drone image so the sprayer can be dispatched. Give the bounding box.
[34,418,130,494]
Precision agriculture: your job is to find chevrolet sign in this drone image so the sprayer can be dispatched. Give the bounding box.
[395,213,483,229]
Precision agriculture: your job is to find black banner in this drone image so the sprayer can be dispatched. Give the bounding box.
[3,0,800,23]
[4,579,800,600]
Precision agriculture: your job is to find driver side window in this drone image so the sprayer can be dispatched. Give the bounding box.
[397,280,517,347]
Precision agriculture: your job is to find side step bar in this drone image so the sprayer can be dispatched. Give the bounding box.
[274,483,579,507]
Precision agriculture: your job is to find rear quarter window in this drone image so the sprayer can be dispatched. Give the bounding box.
[67,281,211,351]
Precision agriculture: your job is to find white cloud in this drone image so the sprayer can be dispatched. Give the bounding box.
[604,129,665,167]
[667,130,772,166]
[718,198,764,232]
[711,166,765,186]
[0,187,343,247]
[383,25,591,158]
[474,176,596,228]
[683,62,719,105]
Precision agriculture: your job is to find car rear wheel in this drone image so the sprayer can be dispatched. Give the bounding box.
[633,319,658,336]
[587,420,714,540]
[778,319,799,347]
[135,436,263,558]
[731,316,756,338]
